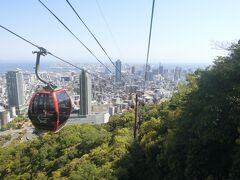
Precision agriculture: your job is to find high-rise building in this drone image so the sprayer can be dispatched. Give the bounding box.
[6,70,25,115]
[145,64,153,81]
[146,71,154,81]
[146,64,151,71]
[152,68,159,75]
[159,65,164,75]
[131,66,135,74]
[115,59,122,83]
[79,70,91,117]
[174,66,182,81]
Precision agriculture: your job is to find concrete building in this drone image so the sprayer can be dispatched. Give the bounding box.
[115,59,122,82]
[79,70,91,117]
[67,112,110,125]
[10,106,16,118]
[109,106,115,116]
[146,71,154,81]
[6,70,25,115]
[85,113,110,124]
[174,66,182,81]
[159,65,164,75]
[125,85,138,93]
[146,64,151,72]
[61,76,73,82]
[131,66,135,74]
[0,106,10,127]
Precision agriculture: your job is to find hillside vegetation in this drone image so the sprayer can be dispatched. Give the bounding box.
[1,42,240,179]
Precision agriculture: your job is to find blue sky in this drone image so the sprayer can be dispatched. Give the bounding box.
[0,0,240,65]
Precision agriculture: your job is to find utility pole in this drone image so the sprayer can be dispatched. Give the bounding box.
[138,100,143,130]
[134,93,138,139]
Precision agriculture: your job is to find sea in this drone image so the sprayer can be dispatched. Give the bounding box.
[0,61,75,74]
[0,60,211,75]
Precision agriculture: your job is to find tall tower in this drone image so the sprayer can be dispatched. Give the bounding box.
[174,66,181,81]
[131,66,135,74]
[115,59,122,83]
[159,64,163,75]
[79,70,91,117]
[6,70,25,115]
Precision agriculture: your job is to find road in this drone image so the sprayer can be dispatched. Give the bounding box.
[0,126,37,147]
[0,118,86,147]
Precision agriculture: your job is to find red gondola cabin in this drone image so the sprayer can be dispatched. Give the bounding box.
[28,88,71,131]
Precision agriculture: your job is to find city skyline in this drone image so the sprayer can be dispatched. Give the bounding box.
[1,0,240,65]
[0,60,210,75]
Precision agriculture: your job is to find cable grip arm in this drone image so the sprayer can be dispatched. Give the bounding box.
[33,47,49,85]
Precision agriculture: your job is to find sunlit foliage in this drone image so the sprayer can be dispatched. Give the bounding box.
[1,41,240,179]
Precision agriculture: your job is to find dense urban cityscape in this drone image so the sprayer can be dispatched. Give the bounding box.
[0,61,198,133]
